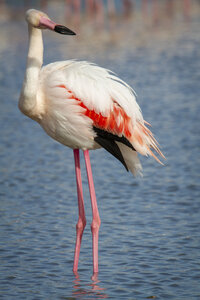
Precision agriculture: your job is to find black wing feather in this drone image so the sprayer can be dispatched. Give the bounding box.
[93,126,136,171]
[94,135,128,171]
[93,127,135,151]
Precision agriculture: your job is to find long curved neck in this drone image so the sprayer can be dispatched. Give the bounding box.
[19,25,43,119]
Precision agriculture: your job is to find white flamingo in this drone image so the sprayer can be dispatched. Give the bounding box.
[19,9,165,274]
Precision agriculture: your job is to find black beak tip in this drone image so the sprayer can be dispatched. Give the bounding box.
[54,25,76,35]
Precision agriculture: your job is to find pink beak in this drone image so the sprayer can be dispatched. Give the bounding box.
[39,16,76,35]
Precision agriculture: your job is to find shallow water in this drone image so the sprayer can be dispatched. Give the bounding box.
[0,2,200,299]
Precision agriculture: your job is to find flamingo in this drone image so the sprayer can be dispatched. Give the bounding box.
[19,9,165,274]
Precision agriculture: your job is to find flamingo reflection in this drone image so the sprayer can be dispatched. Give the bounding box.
[73,272,108,298]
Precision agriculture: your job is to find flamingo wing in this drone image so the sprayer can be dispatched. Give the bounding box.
[40,60,164,175]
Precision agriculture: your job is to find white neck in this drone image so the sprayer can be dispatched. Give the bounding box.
[19,25,43,119]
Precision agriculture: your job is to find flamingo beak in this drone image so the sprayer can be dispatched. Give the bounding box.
[54,25,76,35]
[39,16,76,35]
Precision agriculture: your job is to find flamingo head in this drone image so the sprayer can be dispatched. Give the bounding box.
[25,9,76,35]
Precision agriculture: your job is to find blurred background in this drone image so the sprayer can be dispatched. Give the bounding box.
[0,0,199,58]
[0,1,200,299]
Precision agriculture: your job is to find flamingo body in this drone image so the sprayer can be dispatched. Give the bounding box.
[27,60,163,175]
[19,9,164,274]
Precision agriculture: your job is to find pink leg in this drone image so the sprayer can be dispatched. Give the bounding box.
[73,149,86,273]
[84,150,101,273]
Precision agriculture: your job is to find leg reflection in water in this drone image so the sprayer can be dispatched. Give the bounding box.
[72,272,108,299]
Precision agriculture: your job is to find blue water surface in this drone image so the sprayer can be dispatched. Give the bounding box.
[0,2,200,300]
